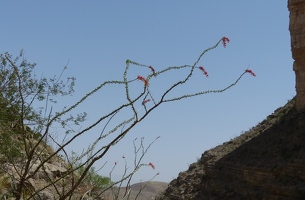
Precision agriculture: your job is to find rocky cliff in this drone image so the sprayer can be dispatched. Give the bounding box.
[289,0,305,111]
[157,98,305,199]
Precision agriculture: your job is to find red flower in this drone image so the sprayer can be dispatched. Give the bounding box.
[137,75,149,86]
[245,69,256,77]
[199,66,208,77]
[148,162,155,169]
[222,37,230,48]
[149,66,156,76]
[142,99,151,105]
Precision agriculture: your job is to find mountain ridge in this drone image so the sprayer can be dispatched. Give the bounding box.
[156,98,305,199]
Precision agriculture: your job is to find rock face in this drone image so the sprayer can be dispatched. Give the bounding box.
[289,0,305,111]
[1,157,68,200]
[156,99,305,199]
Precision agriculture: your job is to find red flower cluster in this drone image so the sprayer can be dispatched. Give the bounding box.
[148,162,155,169]
[245,69,256,77]
[149,66,156,76]
[222,37,230,48]
[142,99,151,105]
[199,66,208,77]
[137,75,148,86]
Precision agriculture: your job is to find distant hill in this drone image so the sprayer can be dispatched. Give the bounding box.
[157,98,305,199]
[103,181,168,200]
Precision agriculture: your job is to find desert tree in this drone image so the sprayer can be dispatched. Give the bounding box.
[0,37,255,200]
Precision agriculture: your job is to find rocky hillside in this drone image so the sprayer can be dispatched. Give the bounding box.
[156,98,305,199]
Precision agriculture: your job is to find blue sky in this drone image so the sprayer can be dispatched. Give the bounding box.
[1,1,294,184]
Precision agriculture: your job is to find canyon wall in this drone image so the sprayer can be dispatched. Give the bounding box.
[289,0,305,111]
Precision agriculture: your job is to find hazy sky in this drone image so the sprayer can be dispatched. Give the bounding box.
[1,1,294,184]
